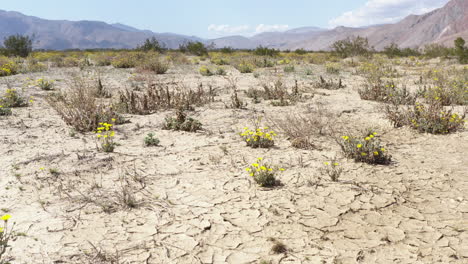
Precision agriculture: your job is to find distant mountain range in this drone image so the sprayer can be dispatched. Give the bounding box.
[0,0,466,51]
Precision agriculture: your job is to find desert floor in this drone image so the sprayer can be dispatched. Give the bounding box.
[0,58,467,264]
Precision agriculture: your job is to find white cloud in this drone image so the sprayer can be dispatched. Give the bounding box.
[208,24,289,36]
[207,24,250,35]
[255,24,289,34]
[329,0,450,28]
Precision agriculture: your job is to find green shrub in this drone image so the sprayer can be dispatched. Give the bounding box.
[254,46,279,57]
[144,132,160,146]
[284,65,295,73]
[3,34,33,57]
[454,37,468,64]
[331,36,372,58]
[137,37,164,52]
[0,105,12,116]
[179,41,208,56]
[0,57,19,76]
[163,110,202,132]
[37,78,54,91]
[339,132,391,165]
[0,89,27,107]
[236,62,255,73]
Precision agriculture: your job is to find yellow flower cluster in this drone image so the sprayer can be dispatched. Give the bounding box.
[240,126,276,148]
[96,121,116,152]
[245,158,285,187]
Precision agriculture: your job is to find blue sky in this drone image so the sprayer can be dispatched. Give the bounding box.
[1,0,450,38]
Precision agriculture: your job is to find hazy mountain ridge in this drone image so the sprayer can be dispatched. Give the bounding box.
[0,0,466,50]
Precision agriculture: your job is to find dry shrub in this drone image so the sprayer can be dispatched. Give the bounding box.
[384,102,466,134]
[269,103,335,149]
[136,56,169,74]
[117,81,216,115]
[246,78,301,106]
[314,76,345,90]
[359,79,417,105]
[47,78,122,132]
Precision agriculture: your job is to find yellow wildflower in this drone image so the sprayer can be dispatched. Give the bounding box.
[1,214,11,221]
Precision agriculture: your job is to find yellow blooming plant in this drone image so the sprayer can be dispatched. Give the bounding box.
[0,214,13,261]
[321,158,343,181]
[1,89,27,108]
[36,78,54,91]
[339,131,391,165]
[96,122,116,152]
[240,126,277,148]
[246,158,285,187]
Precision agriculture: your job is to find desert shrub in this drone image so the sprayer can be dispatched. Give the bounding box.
[256,78,301,106]
[211,57,229,65]
[252,57,275,68]
[36,78,54,90]
[60,57,80,67]
[235,62,255,73]
[270,104,335,149]
[245,158,284,187]
[0,214,14,262]
[199,66,213,76]
[144,132,160,146]
[0,57,19,76]
[359,79,416,105]
[0,105,12,116]
[454,37,468,64]
[331,36,372,58]
[320,159,343,181]
[254,46,279,57]
[284,65,295,73]
[0,89,28,107]
[277,58,291,65]
[21,57,48,73]
[179,41,208,56]
[215,67,226,75]
[239,126,276,148]
[93,53,114,66]
[137,56,169,74]
[166,52,190,65]
[163,110,202,132]
[294,48,307,55]
[423,43,453,59]
[47,79,123,132]
[314,76,345,90]
[385,102,466,134]
[137,37,164,52]
[383,43,420,58]
[325,63,340,74]
[111,53,140,68]
[218,47,234,54]
[117,81,215,115]
[96,122,116,152]
[418,70,468,105]
[3,34,33,57]
[338,132,391,165]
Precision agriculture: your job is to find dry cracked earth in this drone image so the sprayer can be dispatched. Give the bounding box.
[0,59,467,264]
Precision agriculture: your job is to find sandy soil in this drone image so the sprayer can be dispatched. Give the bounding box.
[0,60,467,264]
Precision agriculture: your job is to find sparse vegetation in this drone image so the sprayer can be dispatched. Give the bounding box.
[338,131,391,165]
[245,158,284,187]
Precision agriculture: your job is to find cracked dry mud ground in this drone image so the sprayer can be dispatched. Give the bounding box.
[0,62,467,264]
